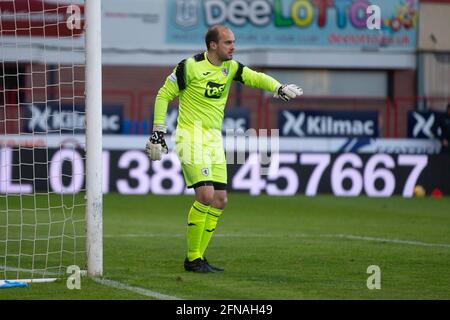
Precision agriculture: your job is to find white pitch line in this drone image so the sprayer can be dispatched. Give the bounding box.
[0,266,181,300]
[104,233,450,249]
[0,266,60,276]
[91,277,182,300]
[320,234,450,249]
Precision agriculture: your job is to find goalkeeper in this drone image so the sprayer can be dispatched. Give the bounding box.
[146,25,303,273]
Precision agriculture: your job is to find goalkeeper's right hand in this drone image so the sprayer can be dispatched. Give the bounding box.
[145,125,168,161]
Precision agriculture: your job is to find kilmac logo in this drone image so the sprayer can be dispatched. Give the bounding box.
[205,82,225,99]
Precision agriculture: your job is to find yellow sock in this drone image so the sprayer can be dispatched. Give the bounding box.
[199,206,223,258]
[186,201,210,261]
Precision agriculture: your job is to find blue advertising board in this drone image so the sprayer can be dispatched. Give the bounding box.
[150,106,250,134]
[407,111,446,139]
[279,109,379,137]
[22,104,124,134]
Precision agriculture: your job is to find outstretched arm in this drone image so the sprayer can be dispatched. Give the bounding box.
[235,63,303,101]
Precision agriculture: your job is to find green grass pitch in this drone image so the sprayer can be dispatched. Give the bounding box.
[1,193,450,299]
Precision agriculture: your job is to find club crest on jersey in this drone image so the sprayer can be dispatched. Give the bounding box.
[205,81,225,99]
[201,168,209,176]
[221,68,228,76]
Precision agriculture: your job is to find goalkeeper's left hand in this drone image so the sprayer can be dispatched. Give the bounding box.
[274,84,303,101]
[145,125,168,161]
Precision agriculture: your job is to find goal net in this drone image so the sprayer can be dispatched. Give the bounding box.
[0,0,102,283]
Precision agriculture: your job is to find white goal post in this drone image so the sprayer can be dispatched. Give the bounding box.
[0,0,102,283]
[85,0,103,278]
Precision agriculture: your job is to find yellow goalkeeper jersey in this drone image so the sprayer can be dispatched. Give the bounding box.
[153,52,280,132]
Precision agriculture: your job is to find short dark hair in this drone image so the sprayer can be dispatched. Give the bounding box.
[205,25,225,49]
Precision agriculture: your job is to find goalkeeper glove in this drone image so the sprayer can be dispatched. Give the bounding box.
[274,84,303,101]
[145,125,168,161]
